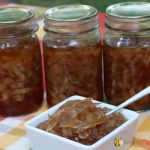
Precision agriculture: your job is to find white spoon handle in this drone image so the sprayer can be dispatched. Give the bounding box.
[106,86,150,115]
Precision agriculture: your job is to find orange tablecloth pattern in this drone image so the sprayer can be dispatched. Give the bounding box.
[0,3,150,150]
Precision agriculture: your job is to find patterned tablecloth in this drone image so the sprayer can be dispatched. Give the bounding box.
[0,3,150,150]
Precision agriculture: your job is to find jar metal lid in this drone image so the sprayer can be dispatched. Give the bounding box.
[106,2,150,19]
[105,2,150,32]
[45,4,97,22]
[0,7,34,24]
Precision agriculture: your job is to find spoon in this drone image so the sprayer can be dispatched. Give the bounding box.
[106,86,150,116]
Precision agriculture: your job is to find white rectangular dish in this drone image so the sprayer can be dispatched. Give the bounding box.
[25,95,139,150]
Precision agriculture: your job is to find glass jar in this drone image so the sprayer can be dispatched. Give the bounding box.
[103,2,150,111]
[43,4,103,106]
[0,7,43,116]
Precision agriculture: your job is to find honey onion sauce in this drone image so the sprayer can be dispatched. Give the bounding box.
[37,98,126,145]
[43,40,103,106]
[103,37,150,111]
[0,36,43,116]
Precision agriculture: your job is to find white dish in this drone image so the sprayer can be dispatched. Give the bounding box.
[25,95,139,150]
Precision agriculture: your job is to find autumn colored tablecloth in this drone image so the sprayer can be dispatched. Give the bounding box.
[0,3,150,150]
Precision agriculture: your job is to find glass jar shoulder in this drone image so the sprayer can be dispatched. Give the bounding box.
[0,34,40,52]
[104,30,150,48]
[43,29,101,49]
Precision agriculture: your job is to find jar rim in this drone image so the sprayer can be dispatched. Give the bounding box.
[44,4,97,22]
[0,7,35,24]
[106,2,150,19]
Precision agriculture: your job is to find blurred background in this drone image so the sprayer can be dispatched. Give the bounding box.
[1,0,150,10]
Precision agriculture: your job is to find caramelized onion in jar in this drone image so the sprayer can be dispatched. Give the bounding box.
[44,41,102,105]
[43,5,103,105]
[104,2,150,111]
[0,7,43,116]
[104,40,150,110]
[38,98,126,145]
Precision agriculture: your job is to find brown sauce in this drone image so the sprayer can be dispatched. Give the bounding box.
[38,98,126,145]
